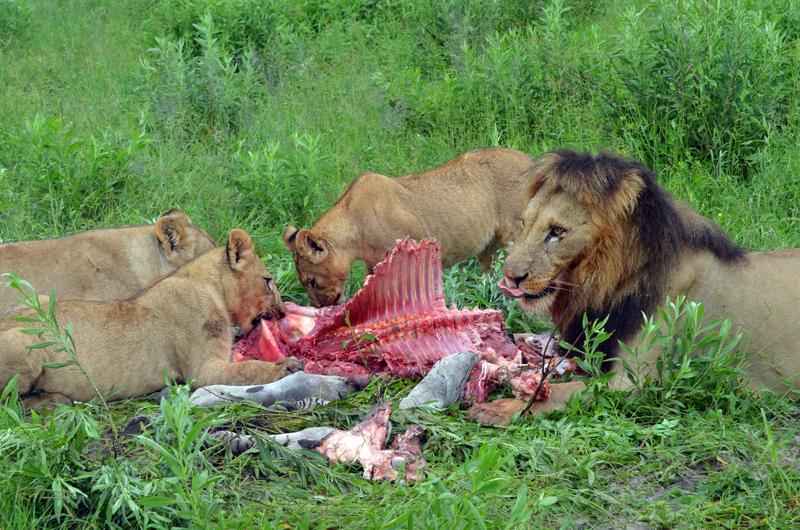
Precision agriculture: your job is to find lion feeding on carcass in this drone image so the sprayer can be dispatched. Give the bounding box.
[470,150,800,426]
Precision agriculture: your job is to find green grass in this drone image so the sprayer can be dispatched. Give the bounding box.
[1,0,799,527]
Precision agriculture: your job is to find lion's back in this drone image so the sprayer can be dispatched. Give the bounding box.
[0,227,162,310]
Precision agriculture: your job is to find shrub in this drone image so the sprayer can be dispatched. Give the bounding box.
[568,296,749,414]
[389,0,605,148]
[231,132,329,230]
[140,14,263,138]
[608,0,790,176]
[0,115,150,234]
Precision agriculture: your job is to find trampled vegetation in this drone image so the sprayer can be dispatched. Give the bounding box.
[1,0,799,527]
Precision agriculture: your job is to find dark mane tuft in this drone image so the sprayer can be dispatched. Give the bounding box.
[548,149,650,200]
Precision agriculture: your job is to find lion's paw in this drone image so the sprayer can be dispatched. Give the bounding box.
[467,398,525,427]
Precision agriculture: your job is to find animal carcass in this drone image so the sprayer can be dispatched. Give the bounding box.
[233,239,569,403]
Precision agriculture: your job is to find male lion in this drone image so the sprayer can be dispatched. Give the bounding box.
[0,209,216,314]
[471,150,800,425]
[0,228,303,405]
[283,148,534,306]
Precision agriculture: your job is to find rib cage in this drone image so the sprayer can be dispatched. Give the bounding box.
[232,238,552,403]
[288,239,509,377]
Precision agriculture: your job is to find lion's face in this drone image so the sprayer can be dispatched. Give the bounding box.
[294,256,350,307]
[283,226,349,307]
[225,229,286,334]
[500,184,593,314]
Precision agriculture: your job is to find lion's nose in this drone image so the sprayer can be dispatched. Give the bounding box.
[505,272,529,288]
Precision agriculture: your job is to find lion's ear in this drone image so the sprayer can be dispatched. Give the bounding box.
[283,226,300,250]
[226,229,256,272]
[295,229,329,264]
[161,208,192,224]
[606,169,645,220]
[155,211,191,259]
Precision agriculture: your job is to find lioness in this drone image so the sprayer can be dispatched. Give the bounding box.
[0,229,303,405]
[0,209,216,314]
[283,148,535,306]
[471,150,800,425]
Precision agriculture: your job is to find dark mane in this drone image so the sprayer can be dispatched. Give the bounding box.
[545,150,746,368]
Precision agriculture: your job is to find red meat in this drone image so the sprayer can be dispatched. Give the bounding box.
[232,239,558,403]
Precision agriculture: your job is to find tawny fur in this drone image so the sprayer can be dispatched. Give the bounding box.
[283,148,535,306]
[0,229,303,405]
[0,210,217,314]
[471,150,800,426]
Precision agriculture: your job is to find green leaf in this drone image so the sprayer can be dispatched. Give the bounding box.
[28,341,57,350]
[11,316,39,323]
[538,495,558,507]
[138,496,179,508]
[42,361,76,369]
[52,478,64,519]
[48,289,57,316]
[506,484,532,528]
[183,420,208,449]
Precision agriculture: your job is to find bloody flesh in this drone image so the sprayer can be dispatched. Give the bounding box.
[232,238,557,403]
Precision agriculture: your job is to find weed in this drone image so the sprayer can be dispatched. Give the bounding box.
[1,273,121,448]
[381,444,537,528]
[619,295,748,413]
[609,0,790,176]
[0,0,30,47]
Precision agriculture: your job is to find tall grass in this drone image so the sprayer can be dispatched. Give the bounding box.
[609,1,791,176]
[0,0,30,47]
[1,0,799,527]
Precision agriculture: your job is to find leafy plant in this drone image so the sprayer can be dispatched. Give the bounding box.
[134,384,226,527]
[2,114,150,232]
[382,444,537,528]
[1,273,121,447]
[618,295,747,412]
[141,13,262,138]
[609,0,789,176]
[0,0,31,47]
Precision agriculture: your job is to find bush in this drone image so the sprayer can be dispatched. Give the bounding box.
[140,13,264,138]
[391,0,604,148]
[231,132,329,230]
[622,296,748,412]
[608,0,790,176]
[569,296,749,414]
[0,115,151,235]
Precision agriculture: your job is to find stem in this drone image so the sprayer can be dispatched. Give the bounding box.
[3,273,122,454]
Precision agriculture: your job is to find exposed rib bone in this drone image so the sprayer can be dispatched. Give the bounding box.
[233,239,564,403]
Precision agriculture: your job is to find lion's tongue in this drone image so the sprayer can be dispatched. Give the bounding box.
[497,279,525,299]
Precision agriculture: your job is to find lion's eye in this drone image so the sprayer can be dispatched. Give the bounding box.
[548,226,567,240]
[263,277,272,288]
[308,278,317,289]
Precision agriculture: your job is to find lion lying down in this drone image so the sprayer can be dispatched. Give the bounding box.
[0,229,302,406]
[0,209,216,314]
[472,150,800,425]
